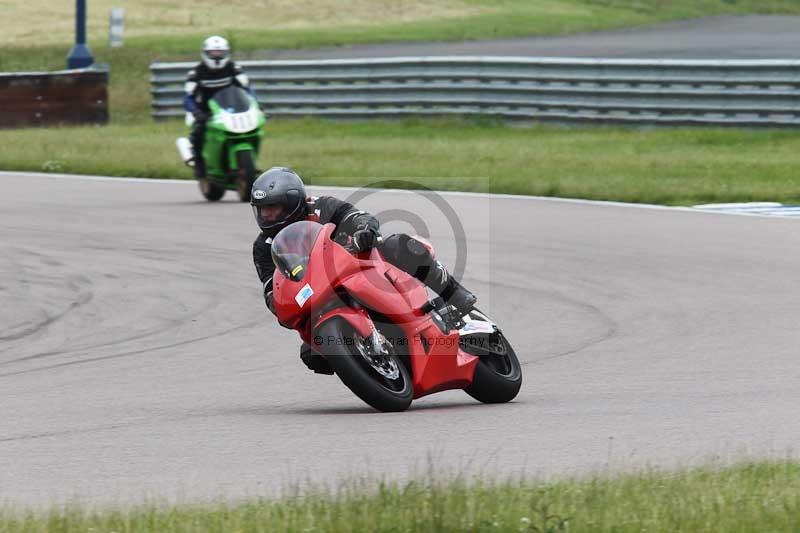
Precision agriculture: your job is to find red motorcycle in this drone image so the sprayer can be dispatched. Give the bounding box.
[270,221,522,412]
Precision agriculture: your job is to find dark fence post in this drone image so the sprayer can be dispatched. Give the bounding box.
[67,0,94,69]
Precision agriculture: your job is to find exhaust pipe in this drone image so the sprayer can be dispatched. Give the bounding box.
[176,137,194,166]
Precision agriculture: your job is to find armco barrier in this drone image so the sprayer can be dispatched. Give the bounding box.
[0,68,109,128]
[150,57,800,126]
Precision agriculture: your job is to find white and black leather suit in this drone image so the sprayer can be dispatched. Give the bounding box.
[183,61,251,174]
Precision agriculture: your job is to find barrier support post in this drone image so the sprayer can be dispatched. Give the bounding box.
[67,0,94,69]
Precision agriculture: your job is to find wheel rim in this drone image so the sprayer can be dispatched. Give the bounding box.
[353,334,406,392]
[484,336,516,377]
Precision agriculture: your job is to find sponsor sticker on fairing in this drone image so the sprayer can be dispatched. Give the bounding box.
[295,284,314,307]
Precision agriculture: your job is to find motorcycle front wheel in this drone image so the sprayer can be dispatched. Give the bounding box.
[316,318,413,412]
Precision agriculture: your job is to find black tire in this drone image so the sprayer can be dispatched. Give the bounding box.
[198,179,225,202]
[463,313,522,404]
[235,150,256,202]
[316,318,413,412]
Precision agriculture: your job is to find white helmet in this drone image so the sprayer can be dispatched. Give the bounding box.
[201,35,230,70]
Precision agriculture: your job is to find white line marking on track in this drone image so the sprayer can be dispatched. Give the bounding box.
[2,171,798,220]
[693,202,800,217]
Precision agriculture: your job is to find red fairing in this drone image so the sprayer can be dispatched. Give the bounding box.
[272,223,478,398]
[316,305,373,338]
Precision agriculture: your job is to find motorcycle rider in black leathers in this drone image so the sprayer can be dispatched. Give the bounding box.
[251,167,477,373]
[183,35,252,178]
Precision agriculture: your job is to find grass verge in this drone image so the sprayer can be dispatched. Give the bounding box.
[6,2,800,205]
[3,461,800,532]
[6,1,800,120]
[2,117,800,205]
[9,1,800,49]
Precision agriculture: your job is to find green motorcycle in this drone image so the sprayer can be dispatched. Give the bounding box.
[176,86,266,202]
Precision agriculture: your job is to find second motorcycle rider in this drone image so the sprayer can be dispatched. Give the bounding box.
[184,35,252,178]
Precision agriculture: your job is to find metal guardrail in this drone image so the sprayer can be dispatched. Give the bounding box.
[1,68,109,128]
[150,57,800,126]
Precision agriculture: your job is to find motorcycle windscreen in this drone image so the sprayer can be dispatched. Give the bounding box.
[271,221,324,282]
[211,86,252,113]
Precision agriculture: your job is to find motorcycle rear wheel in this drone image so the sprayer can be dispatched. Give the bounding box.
[462,310,522,404]
[235,150,257,202]
[198,179,225,202]
[316,318,413,412]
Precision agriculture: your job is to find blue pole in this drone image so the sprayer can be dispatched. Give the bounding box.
[67,0,94,69]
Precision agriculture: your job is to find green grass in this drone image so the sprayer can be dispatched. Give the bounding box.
[10,1,800,49]
[3,117,800,205]
[3,461,800,532]
[6,1,800,204]
[7,0,800,120]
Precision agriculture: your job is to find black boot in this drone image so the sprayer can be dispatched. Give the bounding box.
[300,343,334,375]
[190,119,207,178]
[440,276,477,315]
[425,258,476,315]
[193,156,206,178]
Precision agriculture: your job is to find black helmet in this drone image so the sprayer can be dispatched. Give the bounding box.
[251,167,307,232]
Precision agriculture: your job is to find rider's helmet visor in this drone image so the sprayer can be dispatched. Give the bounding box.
[260,204,287,223]
[206,49,228,60]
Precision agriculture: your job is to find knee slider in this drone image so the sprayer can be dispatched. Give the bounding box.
[392,234,432,274]
[405,236,430,257]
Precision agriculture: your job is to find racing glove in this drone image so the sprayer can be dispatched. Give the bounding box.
[353,227,380,252]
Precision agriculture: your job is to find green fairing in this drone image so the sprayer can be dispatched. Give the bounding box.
[202,94,266,188]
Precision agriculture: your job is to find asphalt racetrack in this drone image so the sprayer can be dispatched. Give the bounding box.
[2,172,799,507]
